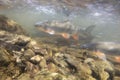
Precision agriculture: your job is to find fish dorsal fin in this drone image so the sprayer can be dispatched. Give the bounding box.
[85,25,95,33]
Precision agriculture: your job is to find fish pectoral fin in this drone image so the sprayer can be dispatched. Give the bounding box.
[71,34,79,40]
[114,56,120,63]
[93,50,106,60]
[60,33,70,39]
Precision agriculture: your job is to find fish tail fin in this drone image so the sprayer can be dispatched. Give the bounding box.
[85,25,96,33]
[61,33,70,39]
[71,33,79,40]
[115,56,120,63]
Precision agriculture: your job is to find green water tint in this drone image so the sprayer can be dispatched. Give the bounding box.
[0,2,120,42]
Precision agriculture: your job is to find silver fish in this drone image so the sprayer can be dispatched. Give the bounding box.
[81,42,120,56]
[35,20,95,44]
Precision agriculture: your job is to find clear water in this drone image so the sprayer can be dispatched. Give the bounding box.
[0,0,120,42]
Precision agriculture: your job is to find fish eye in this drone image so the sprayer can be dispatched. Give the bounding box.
[34,23,42,27]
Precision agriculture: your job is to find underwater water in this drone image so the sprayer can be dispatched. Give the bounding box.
[0,0,120,42]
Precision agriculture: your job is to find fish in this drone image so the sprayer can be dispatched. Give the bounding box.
[35,20,95,44]
[80,42,120,62]
[81,42,120,55]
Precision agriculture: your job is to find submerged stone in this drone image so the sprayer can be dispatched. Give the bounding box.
[0,48,13,64]
[0,15,27,35]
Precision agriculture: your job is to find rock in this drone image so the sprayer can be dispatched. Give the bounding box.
[23,49,35,60]
[33,71,69,80]
[77,63,96,80]
[25,61,40,75]
[33,47,48,56]
[84,58,94,63]
[4,77,12,80]
[47,63,58,72]
[17,73,31,80]
[88,60,114,80]
[7,62,21,78]
[0,15,27,35]
[114,76,120,80]
[30,55,43,64]
[0,30,30,48]
[25,40,48,56]
[39,58,47,69]
[26,40,38,48]
[114,65,120,76]
[0,48,13,64]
